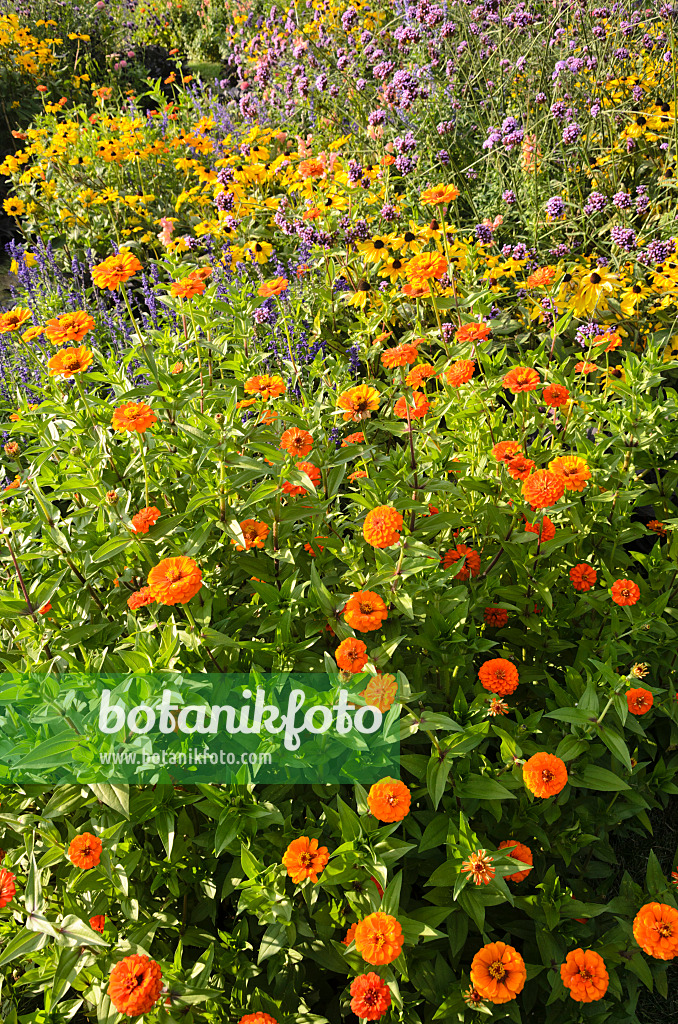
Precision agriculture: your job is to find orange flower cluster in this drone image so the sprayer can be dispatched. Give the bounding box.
[394,391,429,419]
[441,543,480,579]
[444,359,475,387]
[47,346,93,378]
[282,836,329,883]
[127,587,155,611]
[44,310,95,345]
[147,556,202,606]
[503,365,540,392]
[0,868,16,908]
[282,461,321,496]
[354,912,404,965]
[367,778,411,822]
[361,673,398,712]
[108,954,163,1016]
[258,277,289,297]
[549,455,591,492]
[570,564,597,591]
[112,401,157,433]
[470,942,526,1004]
[336,637,369,673]
[492,440,521,463]
[363,506,403,548]
[92,251,142,290]
[349,973,391,1020]
[522,469,565,509]
[484,606,508,628]
[611,579,640,605]
[171,275,206,299]
[344,591,388,632]
[381,343,418,368]
[478,658,519,695]
[0,307,32,333]
[68,832,103,869]
[523,752,568,798]
[245,374,286,399]
[524,515,556,542]
[627,687,653,715]
[280,427,313,457]
[420,184,460,204]
[131,506,161,534]
[234,519,269,551]
[456,322,490,344]
[337,384,380,421]
[633,902,678,959]
[405,251,447,284]
[560,949,609,1002]
[498,841,533,882]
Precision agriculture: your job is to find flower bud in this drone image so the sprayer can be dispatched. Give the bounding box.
[3,442,19,457]
[105,490,119,505]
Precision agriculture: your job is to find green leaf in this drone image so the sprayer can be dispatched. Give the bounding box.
[89,784,130,819]
[0,927,49,967]
[596,726,633,772]
[381,871,402,917]
[215,809,240,856]
[573,765,631,792]
[457,775,516,801]
[91,536,133,563]
[51,946,83,1005]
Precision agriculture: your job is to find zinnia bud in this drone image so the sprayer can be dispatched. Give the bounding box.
[105,490,119,505]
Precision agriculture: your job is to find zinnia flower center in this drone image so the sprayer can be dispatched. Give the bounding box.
[489,961,506,980]
[579,968,592,981]
[359,601,374,614]
[541,769,554,783]
[165,568,182,583]
[658,923,673,937]
[299,852,313,867]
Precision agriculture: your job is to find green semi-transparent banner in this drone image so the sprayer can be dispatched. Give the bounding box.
[0,671,401,784]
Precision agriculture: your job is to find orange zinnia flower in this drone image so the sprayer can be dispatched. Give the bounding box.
[361,673,398,712]
[337,383,380,421]
[112,401,157,433]
[441,543,480,579]
[89,914,106,933]
[171,276,205,299]
[461,849,496,886]
[498,841,533,882]
[470,942,526,1004]
[394,391,429,419]
[402,280,431,297]
[455,322,491,345]
[344,591,388,632]
[523,752,568,798]
[478,658,519,695]
[342,431,365,446]
[381,343,418,368]
[444,359,475,387]
[543,383,570,407]
[492,440,521,463]
[484,607,508,628]
[108,954,163,1015]
[575,360,598,374]
[280,428,314,458]
[44,311,95,345]
[633,903,678,959]
[244,373,286,399]
[127,587,155,610]
[363,506,403,548]
[524,515,556,541]
[131,506,161,534]
[281,461,321,496]
[336,637,369,673]
[549,455,591,492]
[0,869,16,908]
[405,251,447,282]
[502,365,540,392]
[526,267,556,289]
[238,1014,279,1024]
[147,556,202,605]
[350,973,392,1020]
[627,687,653,715]
[406,363,436,388]
[0,307,33,333]
[298,158,326,178]
[611,579,640,605]
[282,836,329,883]
[92,252,143,290]
[342,922,358,946]
[354,912,404,965]
[420,184,460,205]
[47,346,93,378]
[367,778,411,822]
[234,519,269,551]
[68,832,103,869]
[560,949,609,1002]
[258,277,289,297]
[506,454,536,481]
[522,470,565,509]
[569,564,597,592]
